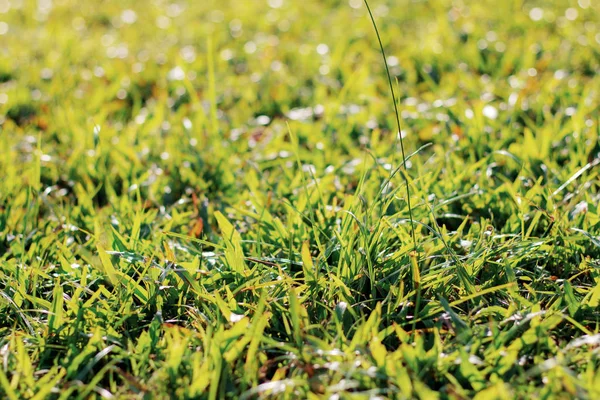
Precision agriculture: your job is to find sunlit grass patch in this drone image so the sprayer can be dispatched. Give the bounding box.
[0,0,599,398]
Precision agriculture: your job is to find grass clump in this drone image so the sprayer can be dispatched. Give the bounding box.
[1,0,600,398]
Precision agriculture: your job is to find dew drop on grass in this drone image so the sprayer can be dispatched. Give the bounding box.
[302,164,316,175]
[460,240,472,249]
[268,0,283,9]
[168,66,185,81]
[571,201,588,218]
[121,9,137,24]
[270,60,283,71]
[529,7,543,21]
[255,115,270,126]
[0,0,9,13]
[94,66,105,77]
[387,56,398,66]
[468,355,484,365]
[41,68,53,79]
[482,105,498,119]
[156,15,171,29]
[316,43,329,55]
[229,19,242,37]
[220,49,233,61]
[179,46,195,63]
[244,41,257,54]
[349,0,362,9]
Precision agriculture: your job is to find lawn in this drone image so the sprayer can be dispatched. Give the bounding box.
[1,0,600,398]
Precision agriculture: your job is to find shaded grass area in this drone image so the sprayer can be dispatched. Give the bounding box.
[1,0,600,398]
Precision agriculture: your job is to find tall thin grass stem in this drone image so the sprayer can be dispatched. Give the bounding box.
[363,0,417,252]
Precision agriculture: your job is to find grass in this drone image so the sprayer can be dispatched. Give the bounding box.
[1,0,599,398]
